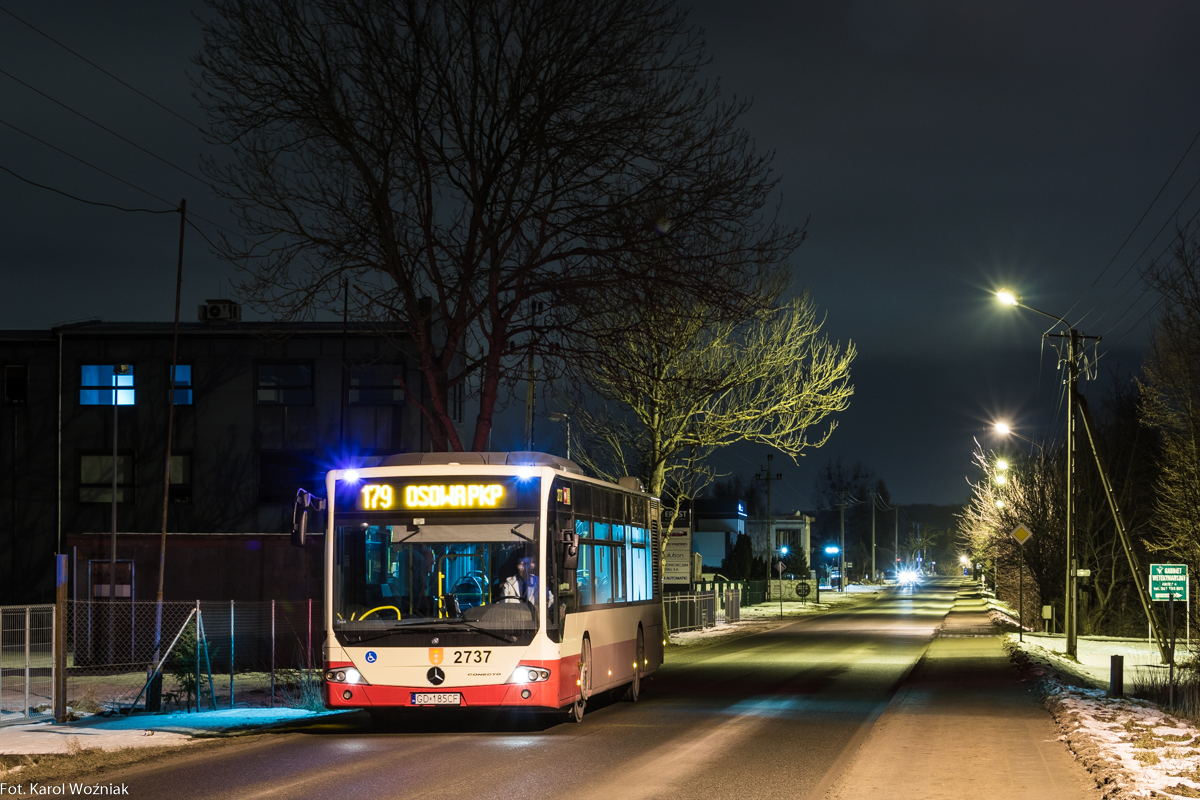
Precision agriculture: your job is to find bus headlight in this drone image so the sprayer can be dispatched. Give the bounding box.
[325,667,368,685]
[506,666,551,684]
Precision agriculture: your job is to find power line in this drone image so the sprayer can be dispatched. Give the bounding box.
[0,66,212,188]
[1065,121,1200,326]
[0,115,244,240]
[0,116,175,206]
[0,164,175,214]
[0,3,208,136]
[1085,169,1200,331]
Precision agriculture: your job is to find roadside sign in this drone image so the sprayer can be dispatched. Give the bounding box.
[1149,564,1189,602]
[1074,569,1091,578]
[663,530,692,584]
[1009,523,1033,546]
[797,582,811,598]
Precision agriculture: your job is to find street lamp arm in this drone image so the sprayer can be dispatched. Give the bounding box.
[1015,301,1070,328]
[997,288,1070,329]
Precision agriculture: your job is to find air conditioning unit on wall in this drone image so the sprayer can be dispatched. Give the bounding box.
[198,299,242,322]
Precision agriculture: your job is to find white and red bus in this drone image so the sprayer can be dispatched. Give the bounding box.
[320,452,664,722]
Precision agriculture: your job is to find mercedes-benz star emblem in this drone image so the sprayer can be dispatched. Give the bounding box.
[427,667,446,686]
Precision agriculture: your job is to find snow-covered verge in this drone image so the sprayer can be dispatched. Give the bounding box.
[1007,639,1200,799]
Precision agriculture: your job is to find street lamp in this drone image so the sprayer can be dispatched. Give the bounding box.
[776,545,789,619]
[996,288,1082,657]
[548,412,571,460]
[824,545,839,590]
[994,421,1044,454]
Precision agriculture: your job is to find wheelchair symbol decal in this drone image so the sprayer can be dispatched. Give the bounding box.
[365,651,377,663]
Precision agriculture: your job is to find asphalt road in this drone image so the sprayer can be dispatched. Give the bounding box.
[104,580,960,800]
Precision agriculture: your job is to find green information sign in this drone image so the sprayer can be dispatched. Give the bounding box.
[1149,563,1189,602]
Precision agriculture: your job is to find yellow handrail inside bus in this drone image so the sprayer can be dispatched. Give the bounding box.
[359,606,401,621]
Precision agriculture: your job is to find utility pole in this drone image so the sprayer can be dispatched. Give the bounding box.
[1047,328,1091,659]
[838,492,846,593]
[894,503,899,573]
[1067,329,1079,658]
[754,454,781,584]
[870,491,876,581]
[916,522,921,572]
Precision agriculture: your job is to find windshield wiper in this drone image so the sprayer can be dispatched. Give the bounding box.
[398,620,518,643]
[509,522,532,542]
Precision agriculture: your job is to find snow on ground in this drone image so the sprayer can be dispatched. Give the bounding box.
[1000,616,1200,798]
[668,586,886,648]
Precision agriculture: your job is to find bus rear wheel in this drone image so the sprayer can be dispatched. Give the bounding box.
[623,627,644,702]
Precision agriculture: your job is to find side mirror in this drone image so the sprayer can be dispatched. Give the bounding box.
[560,529,579,571]
[292,489,326,547]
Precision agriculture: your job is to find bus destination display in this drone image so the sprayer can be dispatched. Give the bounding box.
[355,478,519,511]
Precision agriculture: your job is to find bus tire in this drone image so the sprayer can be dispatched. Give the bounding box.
[566,697,586,723]
[579,635,592,701]
[623,626,644,702]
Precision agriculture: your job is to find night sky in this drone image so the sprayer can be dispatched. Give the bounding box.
[3,1,1200,508]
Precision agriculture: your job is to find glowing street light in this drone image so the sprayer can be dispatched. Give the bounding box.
[996,459,1009,471]
[995,473,1007,485]
[997,289,1019,306]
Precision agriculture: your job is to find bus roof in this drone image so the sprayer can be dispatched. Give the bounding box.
[377,451,585,475]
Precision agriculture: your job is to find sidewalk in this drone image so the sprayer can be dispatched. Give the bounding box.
[826,585,1101,800]
[0,708,342,755]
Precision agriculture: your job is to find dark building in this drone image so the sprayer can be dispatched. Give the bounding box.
[0,309,458,604]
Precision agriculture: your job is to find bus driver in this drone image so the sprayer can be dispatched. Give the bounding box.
[503,556,552,608]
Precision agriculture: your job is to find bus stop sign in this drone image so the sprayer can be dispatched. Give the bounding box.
[1149,564,1189,602]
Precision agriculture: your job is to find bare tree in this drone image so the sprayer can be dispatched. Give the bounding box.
[195,0,800,450]
[1141,226,1200,568]
[959,444,1065,629]
[572,290,854,536]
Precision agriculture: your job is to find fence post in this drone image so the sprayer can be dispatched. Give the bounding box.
[307,598,312,674]
[270,599,276,708]
[24,606,32,719]
[194,600,200,714]
[230,600,234,710]
[55,554,68,722]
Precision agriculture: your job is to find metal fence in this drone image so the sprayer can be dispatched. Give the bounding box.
[65,599,321,715]
[664,589,740,634]
[0,604,55,727]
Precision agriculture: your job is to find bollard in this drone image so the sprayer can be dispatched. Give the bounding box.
[1110,654,1124,698]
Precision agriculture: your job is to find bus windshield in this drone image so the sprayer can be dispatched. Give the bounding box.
[334,522,545,637]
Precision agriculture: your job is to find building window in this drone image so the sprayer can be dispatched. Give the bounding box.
[257,364,313,405]
[172,365,193,405]
[348,364,404,405]
[80,454,134,503]
[3,365,27,404]
[258,451,317,504]
[169,454,192,502]
[80,365,134,406]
